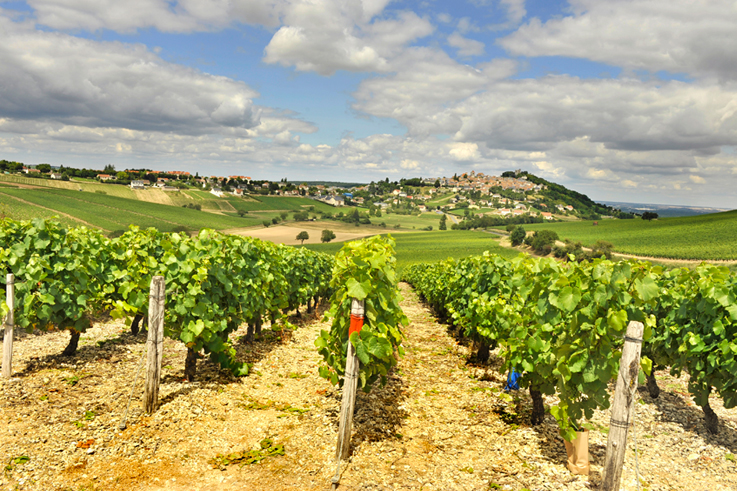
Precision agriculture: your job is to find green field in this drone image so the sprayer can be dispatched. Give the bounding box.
[524,211,737,260]
[371,212,444,230]
[426,192,455,206]
[0,187,261,232]
[0,192,81,228]
[0,174,140,199]
[305,230,521,272]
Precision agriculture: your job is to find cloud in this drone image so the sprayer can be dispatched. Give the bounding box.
[264,6,433,75]
[689,175,706,184]
[448,142,480,161]
[500,0,737,80]
[22,0,433,76]
[500,0,526,25]
[25,0,290,32]
[353,50,517,136]
[447,32,485,57]
[451,76,737,154]
[0,16,264,135]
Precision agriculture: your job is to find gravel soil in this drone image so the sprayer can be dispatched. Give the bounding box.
[1,283,736,491]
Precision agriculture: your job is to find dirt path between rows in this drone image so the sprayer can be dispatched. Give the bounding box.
[1,285,735,490]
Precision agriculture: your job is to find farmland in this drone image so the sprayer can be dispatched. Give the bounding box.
[523,210,737,260]
[0,187,260,232]
[306,230,519,271]
[2,171,736,263]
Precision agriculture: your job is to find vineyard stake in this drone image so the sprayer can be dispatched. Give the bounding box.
[2,274,14,379]
[144,276,165,413]
[332,298,364,488]
[602,320,644,491]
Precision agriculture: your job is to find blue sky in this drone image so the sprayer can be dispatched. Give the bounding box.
[1,0,736,208]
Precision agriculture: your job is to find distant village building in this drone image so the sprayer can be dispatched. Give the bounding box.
[325,195,345,206]
[130,180,145,190]
[210,187,224,197]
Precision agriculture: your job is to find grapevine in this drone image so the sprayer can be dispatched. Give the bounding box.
[316,235,408,391]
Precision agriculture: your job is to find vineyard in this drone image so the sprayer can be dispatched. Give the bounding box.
[1,219,737,490]
[0,218,335,378]
[403,252,737,439]
[0,188,264,232]
[524,210,737,260]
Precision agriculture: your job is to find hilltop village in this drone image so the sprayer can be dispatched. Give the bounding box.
[2,159,631,222]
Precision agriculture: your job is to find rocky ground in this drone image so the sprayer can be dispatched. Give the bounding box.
[1,284,736,491]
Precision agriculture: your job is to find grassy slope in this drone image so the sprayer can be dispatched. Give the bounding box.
[304,230,521,272]
[0,174,139,199]
[0,180,355,233]
[525,211,737,260]
[426,192,455,206]
[0,187,260,232]
[0,192,83,228]
[371,213,443,230]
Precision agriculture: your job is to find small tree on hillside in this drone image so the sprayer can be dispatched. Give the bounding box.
[529,229,559,255]
[642,211,659,221]
[510,226,526,246]
[321,229,336,243]
[439,214,447,230]
[296,231,309,244]
[262,220,271,228]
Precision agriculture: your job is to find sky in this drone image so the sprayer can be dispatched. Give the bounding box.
[1,0,737,208]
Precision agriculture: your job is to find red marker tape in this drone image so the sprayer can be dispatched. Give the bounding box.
[349,314,364,336]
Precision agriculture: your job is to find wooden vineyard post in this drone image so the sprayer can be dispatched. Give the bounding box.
[335,298,365,461]
[2,274,15,379]
[144,276,165,413]
[602,321,644,491]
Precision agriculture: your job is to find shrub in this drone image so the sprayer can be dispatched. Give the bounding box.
[321,229,336,243]
[510,226,526,246]
[589,240,614,260]
[553,239,585,260]
[529,230,559,255]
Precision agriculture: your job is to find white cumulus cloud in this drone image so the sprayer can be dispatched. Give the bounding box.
[447,32,485,57]
[500,0,737,80]
[0,15,262,134]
